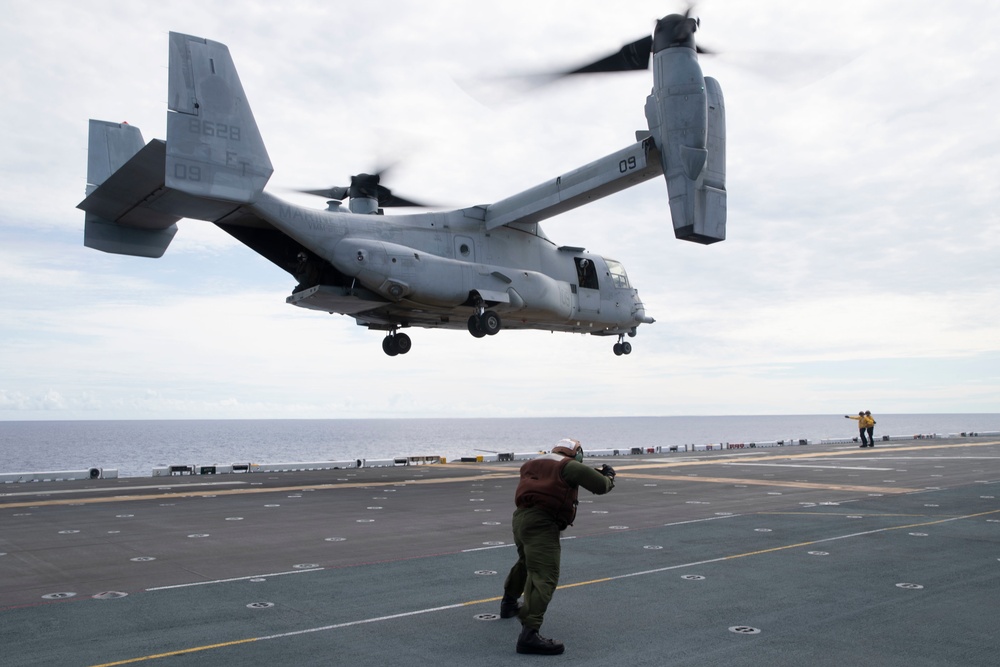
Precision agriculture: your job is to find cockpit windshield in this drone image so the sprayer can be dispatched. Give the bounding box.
[605,258,630,289]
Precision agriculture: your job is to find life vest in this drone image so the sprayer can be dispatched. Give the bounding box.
[515,454,579,528]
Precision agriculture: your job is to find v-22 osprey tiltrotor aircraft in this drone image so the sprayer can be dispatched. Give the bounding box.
[78,12,726,357]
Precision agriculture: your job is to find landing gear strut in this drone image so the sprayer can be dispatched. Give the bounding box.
[613,334,632,356]
[467,308,501,338]
[382,330,412,357]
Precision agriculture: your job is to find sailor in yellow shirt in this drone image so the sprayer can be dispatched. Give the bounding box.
[845,411,876,447]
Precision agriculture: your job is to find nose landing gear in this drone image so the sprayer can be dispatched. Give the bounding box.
[612,334,632,356]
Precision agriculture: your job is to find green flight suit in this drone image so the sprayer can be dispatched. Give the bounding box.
[503,458,614,630]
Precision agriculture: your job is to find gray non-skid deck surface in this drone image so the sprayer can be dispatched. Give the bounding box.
[2,438,998,666]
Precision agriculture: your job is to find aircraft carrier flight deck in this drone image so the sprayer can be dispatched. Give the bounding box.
[2,436,998,666]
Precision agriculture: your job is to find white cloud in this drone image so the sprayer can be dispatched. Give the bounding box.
[0,0,998,420]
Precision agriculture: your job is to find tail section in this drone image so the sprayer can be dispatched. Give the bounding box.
[165,32,272,203]
[81,121,179,258]
[79,33,274,258]
[85,120,145,195]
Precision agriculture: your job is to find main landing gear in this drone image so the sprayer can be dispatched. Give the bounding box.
[382,330,412,357]
[467,309,501,338]
[613,333,632,356]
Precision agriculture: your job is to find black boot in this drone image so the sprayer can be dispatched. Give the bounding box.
[517,625,564,655]
[500,594,521,619]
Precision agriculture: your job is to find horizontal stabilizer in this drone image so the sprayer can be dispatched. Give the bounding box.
[78,128,246,257]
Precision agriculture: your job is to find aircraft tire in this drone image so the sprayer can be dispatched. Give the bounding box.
[395,333,412,354]
[382,336,400,356]
[480,311,501,336]
[622,341,632,355]
[468,315,486,338]
[613,343,623,356]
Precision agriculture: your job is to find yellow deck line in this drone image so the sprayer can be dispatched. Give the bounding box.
[620,472,920,494]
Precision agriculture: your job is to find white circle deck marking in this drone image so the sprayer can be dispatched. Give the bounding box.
[475,570,498,576]
[42,592,76,599]
[92,591,128,600]
[247,602,274,609]
[474,613,501,621]
[808,551,830,556]
[681,575,705,580]
[730,626,761,635]
[293,564,318,569]
[896,583,924,590]
[644,545,663,550]
[325,537,346,542]
[130,556,156,562]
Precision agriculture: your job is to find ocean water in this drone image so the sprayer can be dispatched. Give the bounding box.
[1,414,998,478]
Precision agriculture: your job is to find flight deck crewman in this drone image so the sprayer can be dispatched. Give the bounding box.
[845,411,876,447]
[499,438,616,656]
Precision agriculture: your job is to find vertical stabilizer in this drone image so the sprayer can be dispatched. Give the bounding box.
[86,120,144,195]
[165,32,273,203]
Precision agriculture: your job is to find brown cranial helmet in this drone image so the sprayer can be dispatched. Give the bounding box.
[552,438,583,461]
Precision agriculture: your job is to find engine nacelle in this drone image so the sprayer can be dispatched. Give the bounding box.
[646,45,727,245]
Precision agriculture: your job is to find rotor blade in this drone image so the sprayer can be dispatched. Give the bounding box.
[378,190,428,208]
[563,35,653,76]
[298,186,349,199]
[713,50,856,87]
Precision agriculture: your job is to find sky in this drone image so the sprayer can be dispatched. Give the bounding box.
[1,0,998,420]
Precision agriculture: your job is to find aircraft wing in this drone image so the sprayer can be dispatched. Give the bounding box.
[482,137,663,230]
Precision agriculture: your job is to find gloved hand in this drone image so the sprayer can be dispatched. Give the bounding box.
[596,464,616,480]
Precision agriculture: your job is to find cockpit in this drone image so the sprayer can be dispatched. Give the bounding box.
[605,258,630,289]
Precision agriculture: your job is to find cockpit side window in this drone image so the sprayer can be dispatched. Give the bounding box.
[575,257,599,289]
[605,258,630,289]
